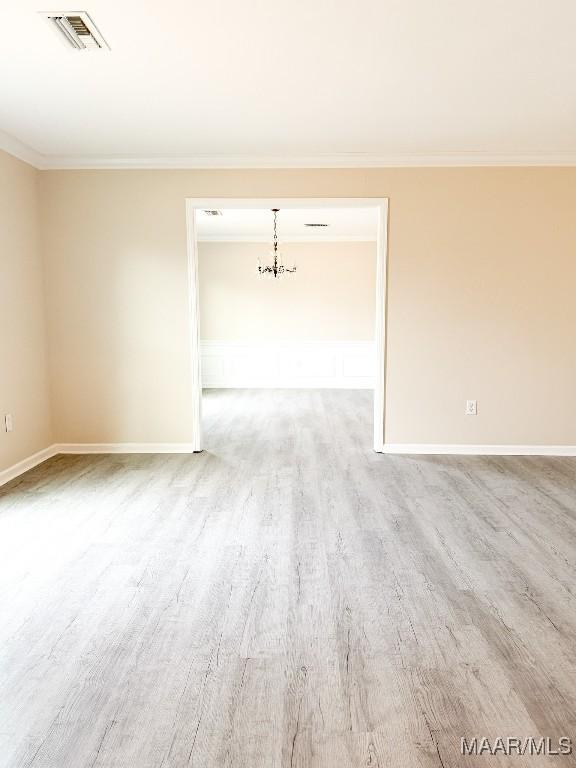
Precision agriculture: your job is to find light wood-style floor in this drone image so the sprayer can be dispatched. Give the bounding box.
[2,389,576,767]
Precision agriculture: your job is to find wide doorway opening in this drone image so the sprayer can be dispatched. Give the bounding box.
[186,199,388,452]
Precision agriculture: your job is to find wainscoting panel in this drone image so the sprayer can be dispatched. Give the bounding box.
[200,341,375,388]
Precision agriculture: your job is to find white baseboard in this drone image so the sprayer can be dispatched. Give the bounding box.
[201,340,374,389]
[0,445,58,488]
[382,444,576,456]
[0,443,199,488]
[55,443,199,454]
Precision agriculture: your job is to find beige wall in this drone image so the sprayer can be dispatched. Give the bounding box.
[40,173,193,444]
[198,241,375,341]
[37,167,576,446]
[0,150,52,472]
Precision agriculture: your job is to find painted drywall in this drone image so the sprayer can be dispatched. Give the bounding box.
[38,167,576,446]
[0,150,52,472]
[198,241,376,341]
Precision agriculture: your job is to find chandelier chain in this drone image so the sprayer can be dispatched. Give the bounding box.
[257,208,296,278]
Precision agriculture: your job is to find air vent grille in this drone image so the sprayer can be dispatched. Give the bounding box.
[67,16,91,36]
[42,12,109,50]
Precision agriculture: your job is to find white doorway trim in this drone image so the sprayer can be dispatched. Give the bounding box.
[185,198,389,452]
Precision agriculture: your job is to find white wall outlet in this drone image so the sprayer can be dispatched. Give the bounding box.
[5,413,14,432]
[465,400,477,416]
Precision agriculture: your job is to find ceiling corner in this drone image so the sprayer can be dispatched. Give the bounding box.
[0,129,45,169]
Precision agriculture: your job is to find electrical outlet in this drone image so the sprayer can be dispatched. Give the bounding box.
[5,413,14,432]
[465,400,477,416]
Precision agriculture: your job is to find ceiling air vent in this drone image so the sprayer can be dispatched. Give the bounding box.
[203,210,223,216]
[42,12,110,50]
[304,223,329,227]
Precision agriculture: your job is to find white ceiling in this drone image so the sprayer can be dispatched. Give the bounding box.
[196,208,378,241]
[1,0,576,168]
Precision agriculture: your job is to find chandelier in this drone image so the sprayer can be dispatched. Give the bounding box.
[257,208,297,278]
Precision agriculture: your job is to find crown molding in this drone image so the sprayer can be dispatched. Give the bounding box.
[35,152,576,169]
[0,129,44,168]
[3,137,576,170]
[196,235,376,243]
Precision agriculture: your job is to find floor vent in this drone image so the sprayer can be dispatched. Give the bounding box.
[42,12,110,50]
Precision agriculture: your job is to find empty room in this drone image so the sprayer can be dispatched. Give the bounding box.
[1,2,576,767]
